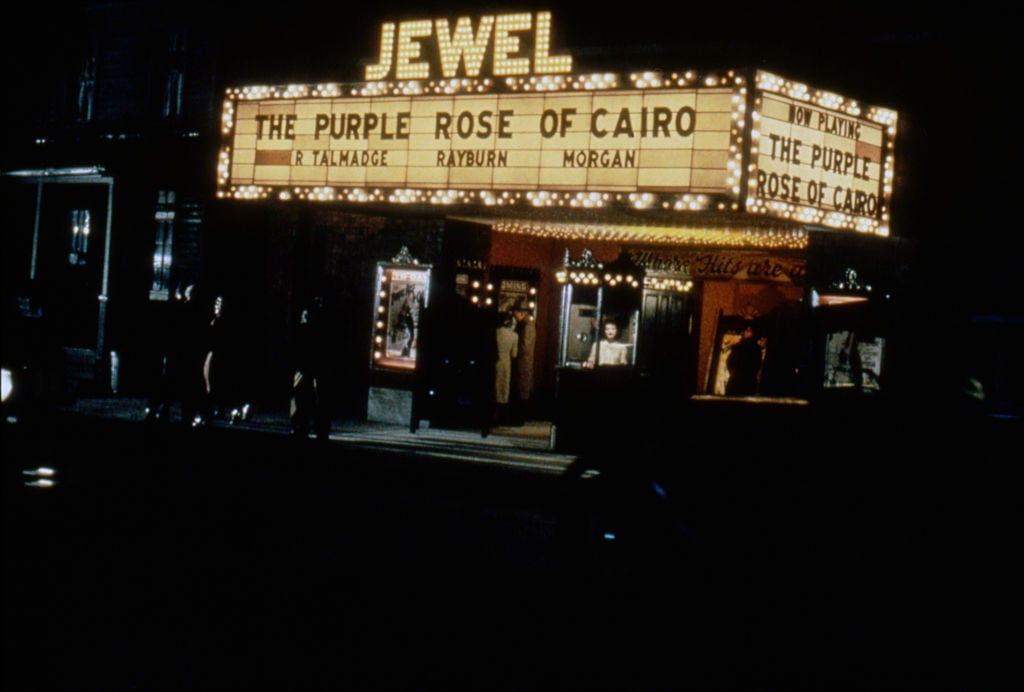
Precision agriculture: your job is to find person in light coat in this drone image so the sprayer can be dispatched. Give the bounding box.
[493,311,519,425]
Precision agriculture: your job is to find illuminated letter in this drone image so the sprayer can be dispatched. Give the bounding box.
[532,12,572,74]
[435,16,494,78]
[590,109,608,137]
[492,13,532,77]
[365,23,396,81]
[395,19,432,80]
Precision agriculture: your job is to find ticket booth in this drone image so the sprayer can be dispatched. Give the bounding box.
[554,249,646,451]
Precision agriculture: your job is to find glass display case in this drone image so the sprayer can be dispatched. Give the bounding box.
[812,267,888,394]
[370,247,431,371]
[496,276,537,316]
[823,330,884,391]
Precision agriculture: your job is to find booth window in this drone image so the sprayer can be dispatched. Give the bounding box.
[149,190,175,300]
[556,249,642,369]
[68,209,91,266]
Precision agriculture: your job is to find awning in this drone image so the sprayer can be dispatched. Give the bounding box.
[451,208,809,250]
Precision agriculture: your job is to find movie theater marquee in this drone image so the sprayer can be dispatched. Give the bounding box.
[218,10,897,235]
[748,71,898,235]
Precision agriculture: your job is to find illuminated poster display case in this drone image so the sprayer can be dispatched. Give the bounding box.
[491,266,540,317]
[810,253,892,395]
[370,247,431,371]
[823,331,884,391]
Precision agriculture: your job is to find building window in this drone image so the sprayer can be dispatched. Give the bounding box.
[149,191,175,301]
[76,55,96,123]
[163,69,184,119]
[162,29,186,120]
[69,209,91,266]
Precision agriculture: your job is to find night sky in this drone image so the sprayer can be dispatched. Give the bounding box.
[233,1,1019,316]
[7,2,1018,314]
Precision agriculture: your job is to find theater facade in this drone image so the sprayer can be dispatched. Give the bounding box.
[213,10,902,449]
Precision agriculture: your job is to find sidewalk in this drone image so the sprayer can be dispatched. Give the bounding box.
[61,397,578,474]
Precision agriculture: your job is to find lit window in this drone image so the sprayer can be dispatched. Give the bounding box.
[76,55,95,123]
[149,191,175,300]
[162,29,186,119]
[163,69,184,119]
[69,209,90,266]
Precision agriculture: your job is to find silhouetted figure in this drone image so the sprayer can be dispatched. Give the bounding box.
[199,295,225,423]
[189,292,229,425]
[510,299,536,426]
[725,323,763,396]
[195,293,248,424]
[846,336,864,389]
[396,287,419,358]
[175,285,210,427]
[290,297,330,440]
[145,282,193,423]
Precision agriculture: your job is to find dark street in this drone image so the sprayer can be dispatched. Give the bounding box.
[4,408,1014,690]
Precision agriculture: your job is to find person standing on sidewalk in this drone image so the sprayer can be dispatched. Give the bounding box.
[145,282,192,423]
[510,299,536,426]
[201,294,229,423]
[493,311,518,426]
[177,284,212,427]
[725,322,764,396]
[290,296,331,441]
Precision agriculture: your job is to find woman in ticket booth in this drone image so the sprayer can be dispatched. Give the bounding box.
[583,316,631,368]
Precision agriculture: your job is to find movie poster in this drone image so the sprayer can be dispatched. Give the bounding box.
[371,265,430,370]
[823,331,884,390]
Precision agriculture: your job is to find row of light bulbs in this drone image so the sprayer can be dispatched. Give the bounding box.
[220,73,892,238]
[499,221,808,250]
[219,179,736,213]
[555,270,640,288]
[224,71,743,107]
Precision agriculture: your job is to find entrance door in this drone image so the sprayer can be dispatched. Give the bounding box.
[636,282,699,396]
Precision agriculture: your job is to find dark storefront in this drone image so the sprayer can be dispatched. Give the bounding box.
[195,207,899,451]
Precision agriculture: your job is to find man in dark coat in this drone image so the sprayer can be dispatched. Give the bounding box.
[725,323,764,396]
[146,283,207,425]
[510,299,536,425]
[290,296,330,440]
